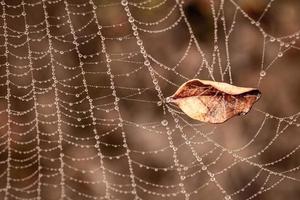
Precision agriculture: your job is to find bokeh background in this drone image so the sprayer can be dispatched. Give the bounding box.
[0,0,299,199]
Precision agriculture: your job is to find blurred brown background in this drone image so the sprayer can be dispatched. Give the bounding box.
[0,0,299,199]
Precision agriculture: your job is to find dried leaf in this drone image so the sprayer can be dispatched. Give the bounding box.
[168,79,261,123]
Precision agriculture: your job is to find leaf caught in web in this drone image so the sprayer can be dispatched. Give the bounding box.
[168,79,261,123]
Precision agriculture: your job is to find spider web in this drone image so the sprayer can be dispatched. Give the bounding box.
[0,0,299,199]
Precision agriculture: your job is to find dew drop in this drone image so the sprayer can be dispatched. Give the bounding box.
[278,52,283,57]
[225,195,231,200]
[137,40,143,46]
[165,97,172,103]
[128,17,134,23]
[121,0,128,6]
[260,70,266,77]
[161,120,168,126]
[144,60,150,66]
[240,112,247,116]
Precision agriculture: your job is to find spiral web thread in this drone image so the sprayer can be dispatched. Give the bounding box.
[0,0,299,199]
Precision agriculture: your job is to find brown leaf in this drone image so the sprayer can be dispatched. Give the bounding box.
[168,79,261,123]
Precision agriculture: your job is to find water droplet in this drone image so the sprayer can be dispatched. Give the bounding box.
[225,195,231,200]
[260,70,266,77]
[240,112,247,116]
[278,52,283,57]
[165,97,172,103]
[161,120,168,126]
[132,25,137,31]
[144,60,150,66]
[128,17,134,23]
[137,40,143,46]
[121,0,128,6]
